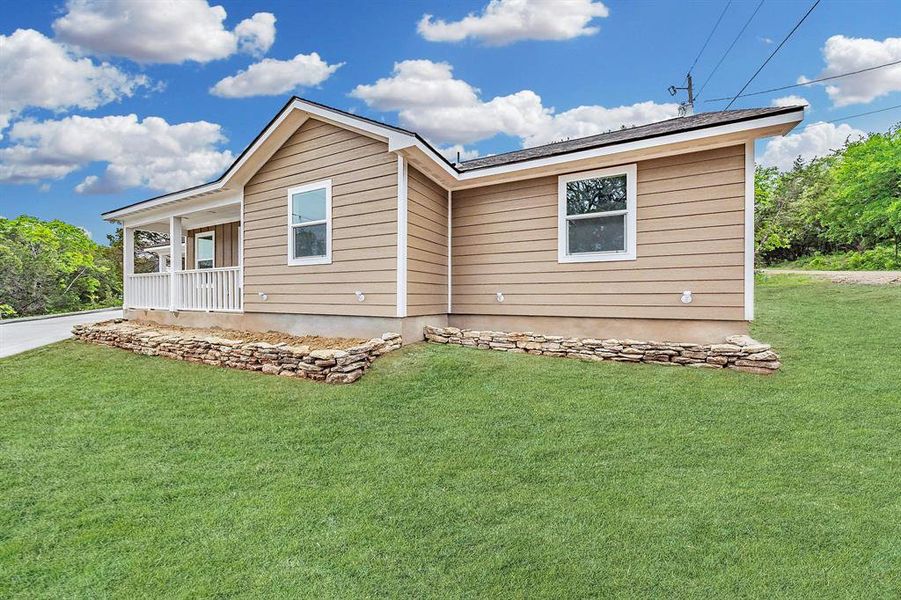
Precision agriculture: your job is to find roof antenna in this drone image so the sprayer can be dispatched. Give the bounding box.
[456,150,461,164]
[668,73,695,116]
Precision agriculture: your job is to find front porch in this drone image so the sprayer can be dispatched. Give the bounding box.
[122,195,243,313]
[127,267,243,312]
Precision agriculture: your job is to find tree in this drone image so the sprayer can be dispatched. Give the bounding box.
[754,165,789,261]
[105,227,169,278]
[754,156,837,264]
[821,126,901,256]
[0,216,120,317]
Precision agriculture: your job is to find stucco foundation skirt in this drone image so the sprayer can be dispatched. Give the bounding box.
[424,326,781,375]
[72,320,402,383]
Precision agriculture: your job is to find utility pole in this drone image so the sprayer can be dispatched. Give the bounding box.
[668,73,695,116]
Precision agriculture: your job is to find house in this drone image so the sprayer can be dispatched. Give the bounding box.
[104,97,804,344]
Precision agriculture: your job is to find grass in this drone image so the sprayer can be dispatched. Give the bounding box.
[1,276,899,598]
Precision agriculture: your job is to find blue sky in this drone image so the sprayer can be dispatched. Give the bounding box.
[2,0,900,241]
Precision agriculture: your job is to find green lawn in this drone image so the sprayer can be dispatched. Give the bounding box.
[2,276,899,598]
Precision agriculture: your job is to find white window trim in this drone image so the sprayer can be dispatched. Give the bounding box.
[286,179,332,266]
[194,230,215,269]
[557,164,637,263]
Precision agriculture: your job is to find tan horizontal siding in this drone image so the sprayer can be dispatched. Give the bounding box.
[245,257,395,276]
[242,118,398,317]
[451,145,747,321]
[450,304,742,320]
[406,166,448,316]
[452,238,743,258]
[454,280,742,295]
[452,252,745,274]
[452,265,743,284]
[243,270,396,285]
[242,301,396,317]
[185,221,239,268]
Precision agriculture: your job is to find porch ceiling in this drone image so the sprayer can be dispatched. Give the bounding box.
[130,202,241,233]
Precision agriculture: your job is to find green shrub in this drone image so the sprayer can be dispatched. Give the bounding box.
[775,246,901,270]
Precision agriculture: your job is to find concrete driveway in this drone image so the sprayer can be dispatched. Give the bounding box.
[0,308,123,358]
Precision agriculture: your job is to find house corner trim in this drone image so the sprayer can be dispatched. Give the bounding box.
[396,155,408,318]
[744,141,755,321]
[447,189,452,314]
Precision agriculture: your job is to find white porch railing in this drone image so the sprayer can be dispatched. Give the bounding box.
[126,267,242,312]
[177,267,242,312]
[127,272,169,310]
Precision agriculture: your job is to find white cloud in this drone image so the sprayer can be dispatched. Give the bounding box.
[351,60,679,146]
[801,35,901,106]
[759,121,864,170]
[0,114,234,194]
[234,12,277,57]
[436,144,481,162]
[52,0,276,64]
[418,0,609,45]
[210,53,343,98]
[0,29,149,138]
[771,95,809,108]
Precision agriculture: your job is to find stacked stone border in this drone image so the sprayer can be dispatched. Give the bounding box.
[424,326,781,374]
[72,320,402,383]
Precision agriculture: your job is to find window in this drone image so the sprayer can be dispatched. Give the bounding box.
[558,165,637,263]
[195,231,215,269]
[287,179,332,265]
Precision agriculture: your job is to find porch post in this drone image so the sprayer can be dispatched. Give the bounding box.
[123,226,135,309]
[169,216,183,311]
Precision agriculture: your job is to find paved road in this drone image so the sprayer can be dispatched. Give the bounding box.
[763,269,901,285]
[0,309,123,358]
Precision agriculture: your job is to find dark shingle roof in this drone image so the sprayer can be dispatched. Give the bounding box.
[455,106,802,172]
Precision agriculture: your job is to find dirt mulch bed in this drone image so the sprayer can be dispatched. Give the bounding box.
[127,320,368,350]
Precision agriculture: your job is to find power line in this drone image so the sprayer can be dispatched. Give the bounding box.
[704,59,901,102]
[671,1,731,112]
[823,103,901,124]
[686,1,732,77]
[696,0,766,101]
[724,0,821,110]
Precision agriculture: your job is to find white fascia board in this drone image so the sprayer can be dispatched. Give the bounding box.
[454,110,803,183]
[104,183,223,221]
[290,99,418,153]
[412,141,459,179]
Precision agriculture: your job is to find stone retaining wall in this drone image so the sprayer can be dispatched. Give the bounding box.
[424,326,781,374]
[72,321,402,383]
